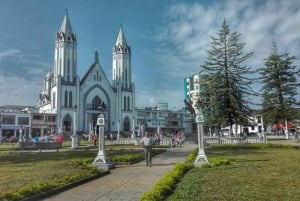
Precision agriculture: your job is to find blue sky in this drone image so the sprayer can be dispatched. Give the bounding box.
[0,0,299,110]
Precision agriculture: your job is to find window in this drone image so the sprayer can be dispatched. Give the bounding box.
[67,59,70,81]
[127,96,130,110]
[257,116,262,124]
[18,117,29,125]
[64,91,68,107]
[69,91,72,108]
[92,96,101,110]
[45,116,56,122]
[124,96,126,110]
[2,115,15,124]
[33,115,43,120]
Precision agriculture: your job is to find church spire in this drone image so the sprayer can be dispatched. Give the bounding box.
[115,26,128,47]
[112,26,131,89]
[54,10,77,82]
[60,9,73,34]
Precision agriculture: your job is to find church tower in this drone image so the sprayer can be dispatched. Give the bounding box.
[52,10,79,131]
[112,27,135,132]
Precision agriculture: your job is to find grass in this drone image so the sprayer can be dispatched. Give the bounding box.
[0,142,165,200]
[167,144,300,201]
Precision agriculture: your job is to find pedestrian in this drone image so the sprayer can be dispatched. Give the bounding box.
[33,134,39,146]
[140,131,154,167]
[110,133,113,142]
[56,134,63,144]
[176,130,182,147]
[44,134,49,143]
[93,134,97,146]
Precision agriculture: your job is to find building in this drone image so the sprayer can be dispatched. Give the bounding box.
[184,70,209,108]
[0,106,32,141]
[38,11,135,136]
[135,103,194,136]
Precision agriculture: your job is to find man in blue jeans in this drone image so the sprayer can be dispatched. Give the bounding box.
[140,131,154,167]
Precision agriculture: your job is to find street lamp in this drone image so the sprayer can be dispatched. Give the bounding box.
[131,116,135,138]
[93,102,114,170]
[193,98,209,167]
[117,120,120,140]
[71,105,78,149]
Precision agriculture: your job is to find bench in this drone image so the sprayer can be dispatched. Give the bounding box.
[35,142,62,152]
[19,141,34,149]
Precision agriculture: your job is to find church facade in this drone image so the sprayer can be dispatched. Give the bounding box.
[38,11,135,134]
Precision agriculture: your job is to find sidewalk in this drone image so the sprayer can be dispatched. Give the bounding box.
[41,144,197,201]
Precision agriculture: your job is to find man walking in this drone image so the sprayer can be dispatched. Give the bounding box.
[140,131,154,167]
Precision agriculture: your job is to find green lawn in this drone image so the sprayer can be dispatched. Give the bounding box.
[0,142,166,200]
[167,144,300,201]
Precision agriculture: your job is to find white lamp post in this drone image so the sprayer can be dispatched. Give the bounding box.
[193,98,209,167]
[117,120,120,140]
[284,118,289,139]
[71,105,78,149]
[93,102,114,170]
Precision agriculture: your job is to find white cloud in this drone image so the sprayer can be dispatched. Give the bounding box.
[151,0,300,109]
[0,74,40,106]
[0,49,21,61]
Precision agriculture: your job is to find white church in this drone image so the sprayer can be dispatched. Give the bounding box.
[38,11,135,135]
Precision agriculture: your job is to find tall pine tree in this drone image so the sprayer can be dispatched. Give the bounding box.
[259,43,300,127]
[201,19,255,134]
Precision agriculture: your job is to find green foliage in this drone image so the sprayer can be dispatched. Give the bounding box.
[168,144,300,201]
[201,157,232,168]
[0,146,160,200]
[201,19,255,129]
[110,153,143,163]
[2,159,101,201]
[259,42,300,125]
[141,162,194,201]
[186,148,198,163]
[110,148,165,164]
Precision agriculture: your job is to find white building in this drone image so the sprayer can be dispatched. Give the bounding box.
[38,11,135,135]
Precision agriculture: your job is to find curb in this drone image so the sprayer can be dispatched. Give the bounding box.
[20,171,110,201]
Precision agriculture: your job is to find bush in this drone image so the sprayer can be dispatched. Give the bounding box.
[141,150,196,201]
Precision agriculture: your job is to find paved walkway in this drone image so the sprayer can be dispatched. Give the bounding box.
[41,144,197,201]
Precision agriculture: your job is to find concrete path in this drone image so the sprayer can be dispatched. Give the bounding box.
[41,144,197,201]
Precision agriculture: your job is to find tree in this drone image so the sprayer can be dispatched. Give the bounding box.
[259,43,300,127]
[201,19,255,134]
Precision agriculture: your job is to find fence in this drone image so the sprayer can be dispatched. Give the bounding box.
[110,136,265,146]
[204,137,266,144]
[115,137,172,146]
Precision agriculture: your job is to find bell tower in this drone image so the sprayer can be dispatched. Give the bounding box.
[112,26,135,132]
[51,10,79,131]
[112,26,131,89]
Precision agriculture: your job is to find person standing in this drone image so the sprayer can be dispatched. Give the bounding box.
[140,131,154,167]
[56,134,63,144]
[176,130,182,147]
[92,134,97,146]
[44,134,49,143]
[33,134,39,146]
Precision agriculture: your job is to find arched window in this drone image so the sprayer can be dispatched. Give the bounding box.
[124,96,126,111]
[67,59,70,81]
[92,96,101,110]
[64,90,68,107]
[69,91,72,108]
[127,96,130,111]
